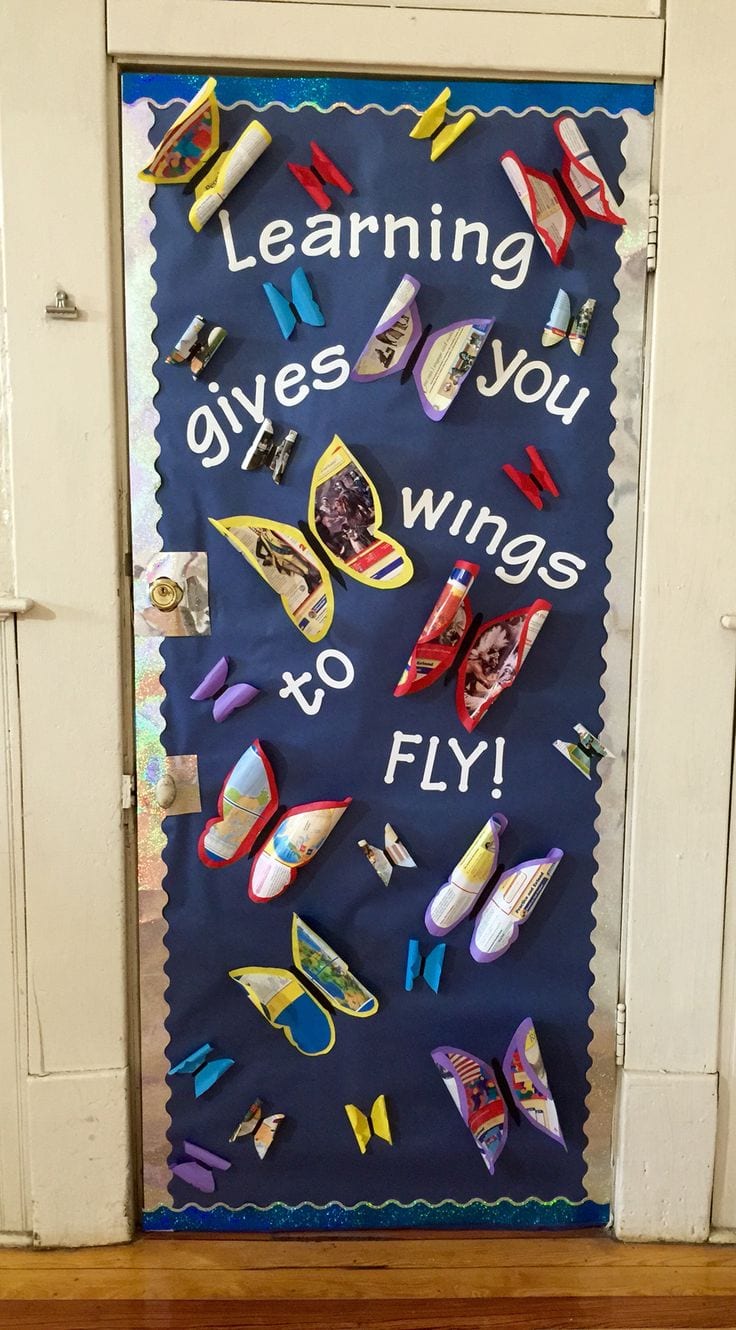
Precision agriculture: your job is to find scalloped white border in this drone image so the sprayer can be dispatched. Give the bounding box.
[123,85,653,1219]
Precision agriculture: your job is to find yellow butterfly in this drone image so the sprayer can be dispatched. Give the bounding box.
[210,435,413,642]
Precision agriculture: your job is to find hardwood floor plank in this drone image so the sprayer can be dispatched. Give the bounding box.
[1,1263,735,1300]
[2,1296,736,1330]
[0,1234,733,1272]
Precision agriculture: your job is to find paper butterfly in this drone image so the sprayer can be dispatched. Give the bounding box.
[553,723,613,779]
[190,654,259,723]
[137,76,271,231]
[166,314,227,378]
[351,274,493,421]
[405,939,445,993]
[409,87,476,162]
[358,824,416,885]
[287,141,353,211]
[501,115,625,265]
[171,1141,231,1194]
[210,435,413,643]
[502,445,559,511]
[344,1095,393,1154]
[229,1099,285,1159]
[230,913,378,1057]
[432,1017,566,1175]
[263,267,325,341]
[543,290,596,356]
[395,560,551,731]
[168,1042,234,1097]
[198,740,350,903]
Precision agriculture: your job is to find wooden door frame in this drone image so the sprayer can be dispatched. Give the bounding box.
[2,0,734,1246]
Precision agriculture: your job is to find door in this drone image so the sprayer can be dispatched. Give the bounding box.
[122,67,654,1232]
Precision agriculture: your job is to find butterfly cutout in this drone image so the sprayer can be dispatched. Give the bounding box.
[351,274,493,421]
[501,115,625,265]
[263,267,325,340]
[395,561,551,731]
[409,87,476,162]
[358,824,416,885]
[345,1095,392,1154]
[502,445,559,511]
[553,723,613,779]
[229,1099,285,1159]
[138,76,271,230]
[168,1042,234,1097]
[432,1017,566,1175]
[543,290,596,356]
[230,913,378,1057]
[405,939,445,993]
[198,740,349,902]
[210,435,413,643]
[287,141,353,211]
[425,814,507,938]
[190,655,259,722]
[469,847,564,963]
[171,1141,231,1193]
[166,314,227,378]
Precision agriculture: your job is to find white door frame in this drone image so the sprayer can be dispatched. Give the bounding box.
[1,0,734,1246]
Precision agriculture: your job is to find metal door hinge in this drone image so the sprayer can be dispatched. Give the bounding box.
[122,774,136,811]
[615,1002,627,1067]
[647,193,659,273]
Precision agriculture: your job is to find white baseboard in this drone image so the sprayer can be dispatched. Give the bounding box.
[27,1068,134,1247]
[613,1068,717,1241]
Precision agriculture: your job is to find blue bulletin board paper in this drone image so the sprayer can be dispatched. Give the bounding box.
[123,72,653,1232]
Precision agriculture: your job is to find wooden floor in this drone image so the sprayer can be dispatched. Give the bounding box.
[0,1232,734,1329]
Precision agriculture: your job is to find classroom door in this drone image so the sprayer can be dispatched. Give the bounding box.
[122,70,654,1233]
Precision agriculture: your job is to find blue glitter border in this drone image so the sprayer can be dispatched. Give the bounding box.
[121,72,653,116]
[143,1198,609,1232]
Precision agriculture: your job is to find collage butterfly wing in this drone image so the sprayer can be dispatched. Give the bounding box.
[209,515,334,642]
[229,966,336,1057]
[501,1018,566,1149]
[412,319,494,421]
[351,274,423,382]
[292,914,378,1017]
[431,1046,508,1174]
[500,151,574,265]
[456,598,551,732]
[553,116,625,226]
[308,436,413,589]
[139,77,220,184]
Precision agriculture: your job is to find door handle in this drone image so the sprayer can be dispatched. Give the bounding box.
[721,615,736,630]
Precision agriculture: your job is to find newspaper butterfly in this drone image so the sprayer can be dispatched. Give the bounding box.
[351,274,493,421]
[432,1018,566,1175]
[230,913,378,1057]
[394,560,550,731]
[501,114,625,265]
[211,435,413,643]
